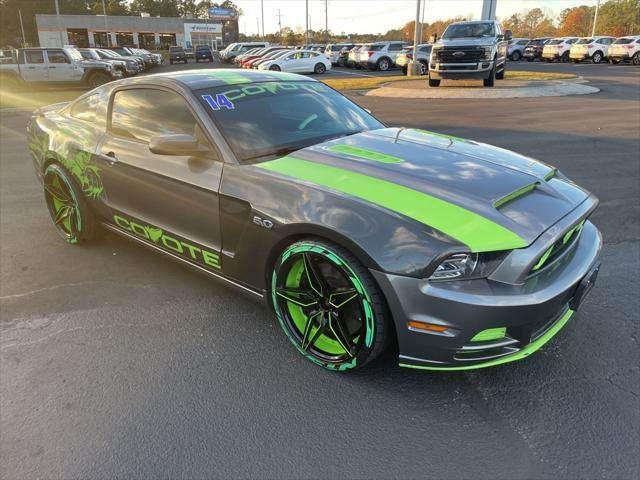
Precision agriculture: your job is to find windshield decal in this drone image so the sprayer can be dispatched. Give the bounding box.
[201,94,235,111]
[217,82,326,102]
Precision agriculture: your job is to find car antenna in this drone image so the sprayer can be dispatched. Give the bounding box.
[394,127,406,143]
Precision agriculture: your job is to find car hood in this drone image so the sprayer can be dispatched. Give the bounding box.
[257,128,591,252]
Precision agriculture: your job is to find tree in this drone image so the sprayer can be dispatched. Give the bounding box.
[129,0,180,17]
[88,1,128,15]
[597,0,640,36]
[558,5,594,36]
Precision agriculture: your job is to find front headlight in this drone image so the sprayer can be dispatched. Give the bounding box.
[429,253,478,280]
[481,47,493,60]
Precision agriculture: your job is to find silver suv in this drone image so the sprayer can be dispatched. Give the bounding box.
[359,41,408,71]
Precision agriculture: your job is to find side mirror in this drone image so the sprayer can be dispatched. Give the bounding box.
[504,30,513,41]
[149,134,206,156]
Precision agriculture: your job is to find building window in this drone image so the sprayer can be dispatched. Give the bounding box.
[158,33,177,50]
[92,32,110,48]
[116,32,134,47]
[67,28,89,48]
[139,33,157,50]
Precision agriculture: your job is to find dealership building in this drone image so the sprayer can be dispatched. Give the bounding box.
[35,12,239,50]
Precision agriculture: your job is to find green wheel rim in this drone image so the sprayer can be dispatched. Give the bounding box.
[272,243,375,370]
[43,166,81,243]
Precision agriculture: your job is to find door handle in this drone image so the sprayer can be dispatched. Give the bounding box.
[103,151,119,166]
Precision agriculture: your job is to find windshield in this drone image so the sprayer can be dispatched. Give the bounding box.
[442,22,495,39]
[547,40,563,45]
[196,81,383,162]
[79,50,93,59]
[99,49,120,57]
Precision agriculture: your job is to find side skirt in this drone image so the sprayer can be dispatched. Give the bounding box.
[101,222,265,301]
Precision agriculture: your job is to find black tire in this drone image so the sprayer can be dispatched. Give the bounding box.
[511,51,522,62]
[483,65,496,87]
[526,57,534,62]
[418,60,427,75]
[314,62,326,74]
[561,51,570,63]
[269,64,281,71]
[169,60,173,65]
[87,72,111,88]
[632,53,640,66]
[610,59,620,64]
[428,76,440,87]
[592,51,603,64]
[496,64,505,80]
[545,57,553,63]
[184,59,188,64]
[43,163,96,244]
[376,57,390,71]
[271,239,390,371]
[402,65,408,75]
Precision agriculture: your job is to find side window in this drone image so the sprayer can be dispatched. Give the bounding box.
[69,93,107,128]
[46,50,69,64]
[388,44,402,51]
[24,51,44,64]
[110,89,198,143]
[309,52,319,57]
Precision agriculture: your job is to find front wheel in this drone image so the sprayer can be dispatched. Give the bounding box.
[43,163,96,244]
[561,51,570,63]
[632,53,640,65]
[511,51,521,62]
[271,240,389,371]
[428,76,440,87]
[314,62,326,74]
[87,72,111,88]
[269,64,281,71]
[483,65,496,87]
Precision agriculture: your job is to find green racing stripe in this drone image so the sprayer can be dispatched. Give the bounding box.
[256,156,527,252]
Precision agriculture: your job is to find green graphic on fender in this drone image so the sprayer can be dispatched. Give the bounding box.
[26,70,602,372]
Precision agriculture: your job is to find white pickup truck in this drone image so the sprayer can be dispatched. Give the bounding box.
[0,47,122,90]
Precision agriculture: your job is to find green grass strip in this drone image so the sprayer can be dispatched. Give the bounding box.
[256,156,527,252]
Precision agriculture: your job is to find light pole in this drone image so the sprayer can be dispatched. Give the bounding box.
[18,9,26,47]
[591,0,601,37]
[54,0,64,47]
[101,0,110,47]
[408,0,421,76]
[305,0,309,46]
[261,0,265,39]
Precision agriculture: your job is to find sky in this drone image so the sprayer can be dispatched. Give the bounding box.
[233,0,601,36]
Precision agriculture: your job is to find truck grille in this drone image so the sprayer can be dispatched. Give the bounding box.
[435,47,484,63]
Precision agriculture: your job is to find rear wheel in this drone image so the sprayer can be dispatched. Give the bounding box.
[314,62,326,74]
[511,51,522,62]
[632,52,640,65]
[418,60,427,75]
[376,57,390,71]
[43,163,96,244]
[592,51,603,64]
[526,57,534,62]
[561,51,570,62]
[271,240,389,371]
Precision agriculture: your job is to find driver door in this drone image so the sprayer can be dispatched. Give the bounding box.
[97,86,224,272]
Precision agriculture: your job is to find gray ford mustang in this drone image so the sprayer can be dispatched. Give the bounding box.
[26,69,602,372]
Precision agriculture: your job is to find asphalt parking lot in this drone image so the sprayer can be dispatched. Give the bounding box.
[1,62,638,479]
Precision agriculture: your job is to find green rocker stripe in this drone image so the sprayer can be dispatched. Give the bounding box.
[400,309,574,371]
[256,156,527,252]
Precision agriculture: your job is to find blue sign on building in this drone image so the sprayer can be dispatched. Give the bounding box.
[207,7,237,19]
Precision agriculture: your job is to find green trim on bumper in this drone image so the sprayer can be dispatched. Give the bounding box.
[399,309,574,371]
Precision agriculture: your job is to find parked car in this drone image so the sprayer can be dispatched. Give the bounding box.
[221,42,268,62]
[347,45,364,67]
[569,36,616,63]
[608,35,640,64]
[184,47,194,59]
[104,47,149,69]
[508,38,530,61]
[26,69,602,372]
[95,48,145,72]
[429,20,511,88]
[395,44,432,75]
[169,46,188,64]
[541,37,579,62]
[522,37,552,61]
[325,43,355,64]
[239,47,286,67]
[337,44,360,66]
[0,47,121,90]
[195,44,214,63]
[234,47,263,64]
[359,41,408,71]
[245,49,290,69]
[78,48,138,77]
[258,49,331,74]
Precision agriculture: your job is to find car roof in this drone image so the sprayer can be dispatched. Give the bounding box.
[136,69,317,90]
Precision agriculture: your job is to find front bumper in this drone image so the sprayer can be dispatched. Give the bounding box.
[542,52,560,60]
[609,53,631,61]
[428,60,494,80]
[372,220,602,371]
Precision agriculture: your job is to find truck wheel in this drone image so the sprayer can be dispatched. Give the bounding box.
[376,58,390,71]
[496,65,505,80]
[592,51,603,64]
[483,66,496,87]
[428,75,440,87]
[87,72,111,88]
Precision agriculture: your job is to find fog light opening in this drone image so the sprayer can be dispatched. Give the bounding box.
[471,327,506,342]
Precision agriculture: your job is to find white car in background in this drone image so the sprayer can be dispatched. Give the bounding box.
[542,37,579,62]
[258,49,331,74]
[570,36,616,63]
[508,38,530,61]
[608,35,640,64]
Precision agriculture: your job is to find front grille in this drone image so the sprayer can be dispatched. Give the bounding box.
[440,64,478,71]
[435,47,484,63]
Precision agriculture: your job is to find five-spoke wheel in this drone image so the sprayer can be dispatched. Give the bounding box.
[272,241,387,371]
